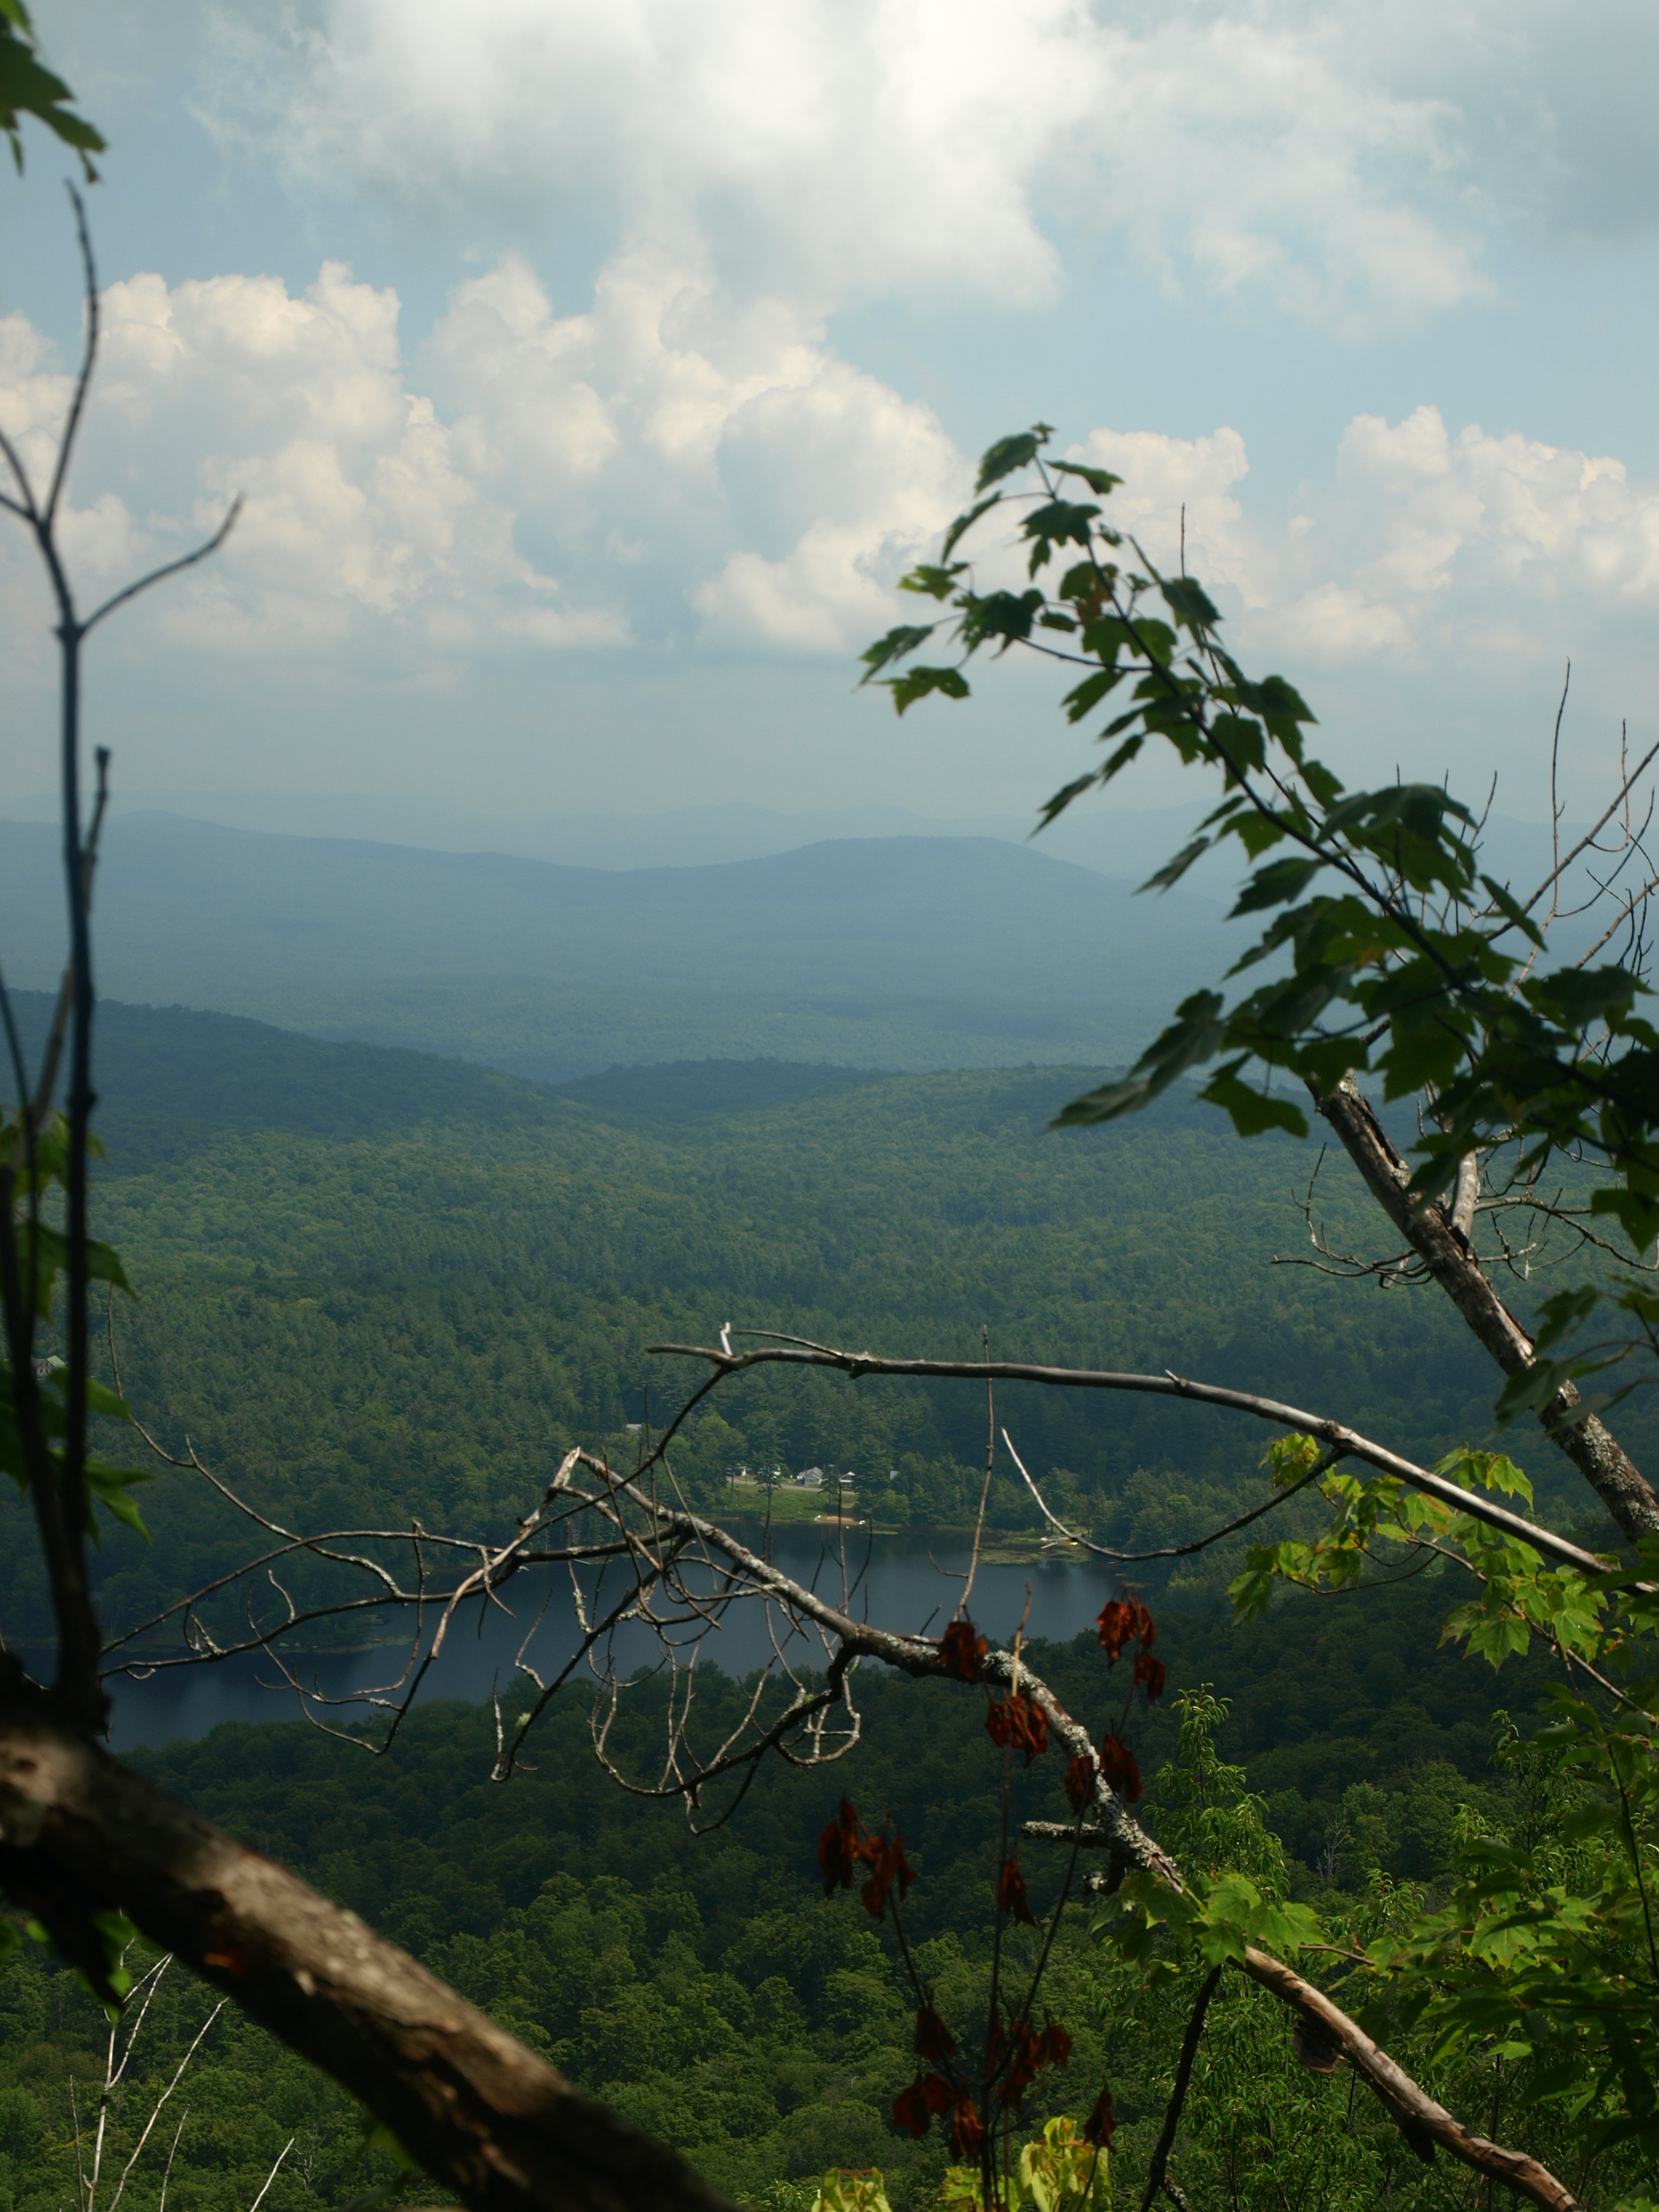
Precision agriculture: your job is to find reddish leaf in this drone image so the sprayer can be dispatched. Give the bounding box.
[949,2099,986,2159]
[1098,1731,1142,1802]
[914,2005,957,2064]
[940,1616,988,1681]
[892,2077,933,2137]
[1096,1596,1156,1664]
[1000,2023,1038,2107]
[998,2019,1073,2108]
[1063,1751,1096,1814]
[922,2073,958,2115]
[1132,1648,1167,1701]
[997,1855,1037,1925]
[860,1829,915,1920]
[817,1798,865,1896]
[985,1690,1049,1765]
[1082,2086,1117,2150]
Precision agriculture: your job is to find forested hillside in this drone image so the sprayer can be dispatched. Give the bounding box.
[0,819,1231,1078]
[0,992,1622,2207]
[3,991,1620,1653]
[0,1607,1560,2212]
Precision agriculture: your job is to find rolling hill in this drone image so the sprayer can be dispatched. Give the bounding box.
[0,812,1232,1079]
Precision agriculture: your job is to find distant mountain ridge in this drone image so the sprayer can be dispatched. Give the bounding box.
[0,813,1233,1080]
[0,786,1574,893]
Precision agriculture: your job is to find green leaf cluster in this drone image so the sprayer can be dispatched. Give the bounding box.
[863,425,1659,1404]
[0,1107,148,1543]
[0,1,102,176]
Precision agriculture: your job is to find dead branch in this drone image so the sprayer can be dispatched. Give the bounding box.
[645,1336,1610,1575]
[1139,1967,1222,2212]
[1312,1076,1659,1540]
[80,1407,1578,2207]
[1001,1429,1341,1564]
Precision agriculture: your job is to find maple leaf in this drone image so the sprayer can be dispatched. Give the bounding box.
[985,1690,1049,1765]
[940,1616,988,1681]
[818,1798,865,1896]
[949,2099,986,2159]
[998,2019,1073,2107]
[891,2077,933,2137]
[997,1855,1037,1925]
[860,1829,915,1920]
[1132,1648,1168,1701]
[1000,2023,1042,2106]
[914,2005,957,2063]
[1063,1751,1096,1814]
[1098,1731,1142,1802]
[1096,1597,1156,1663]
[1082,2086,1117,2149]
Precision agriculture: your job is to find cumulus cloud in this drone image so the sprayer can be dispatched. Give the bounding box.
[1264,407,1659,667]
[0,261,612,659]
[199,0,1527,336]
[1056,407,1659,689]
[7,230,1658,699]
[0,247,964,671]
[1068,425,1256,599]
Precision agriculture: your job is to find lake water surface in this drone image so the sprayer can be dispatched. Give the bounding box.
[105,1530,1119,1750]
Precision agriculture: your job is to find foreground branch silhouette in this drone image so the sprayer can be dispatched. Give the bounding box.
[95,1425,1578,2208]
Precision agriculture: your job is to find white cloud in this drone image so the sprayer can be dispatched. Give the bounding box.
[201,0,1519,336]
[7,221,1659,815]
[1068,426,1255,600]
[1264,407,1659,666]
[1057,407,1659,688]
[9,239,1659,693]
[0,261,613,659]
[0,247,962,670]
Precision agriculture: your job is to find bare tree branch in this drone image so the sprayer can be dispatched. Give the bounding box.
[1312,1076,1659,1541]
[1138,1967,1222,2212]
[646,1335,1610,1574]
[1001,1428,1341,1564]
[44,186,101,530]
[82,500,243,637]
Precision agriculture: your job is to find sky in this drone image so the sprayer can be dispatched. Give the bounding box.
[3,0,1659,834]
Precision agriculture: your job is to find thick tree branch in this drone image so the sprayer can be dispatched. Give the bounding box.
[1314,1075,1659,1542]
[0,1660,730,2212]
[1239,1945,1575,2209]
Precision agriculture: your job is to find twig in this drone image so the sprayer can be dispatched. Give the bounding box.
[960,1323,996,1618]
[246,2137,293,2212]
[1139,1966,1223,2212]
[648,1338,1609,1576]
[1002,1428,1342,1562]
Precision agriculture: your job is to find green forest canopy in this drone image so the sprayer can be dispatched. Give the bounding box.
[5,990,1626,1651]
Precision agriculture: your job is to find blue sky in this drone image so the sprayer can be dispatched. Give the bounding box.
[2,0,1658,836]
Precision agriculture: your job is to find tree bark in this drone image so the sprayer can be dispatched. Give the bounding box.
[0,1661,730,2212]
[1241,1946,1575,2210]
[1314,1075,1659,1543]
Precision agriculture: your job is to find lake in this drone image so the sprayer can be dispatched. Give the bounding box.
[104,1528,1119,1749]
